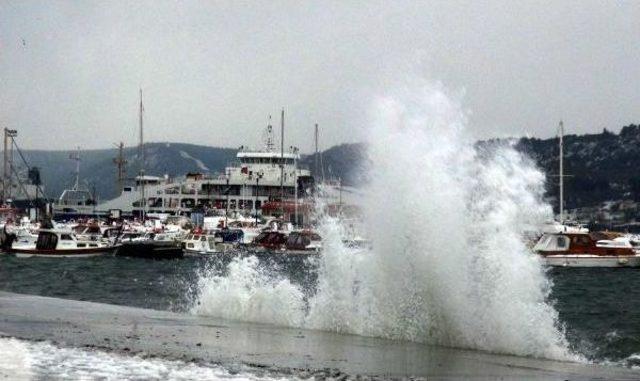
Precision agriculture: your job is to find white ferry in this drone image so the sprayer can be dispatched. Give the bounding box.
[95,126,314,223]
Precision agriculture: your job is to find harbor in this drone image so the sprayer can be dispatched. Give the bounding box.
[2,1,640,380]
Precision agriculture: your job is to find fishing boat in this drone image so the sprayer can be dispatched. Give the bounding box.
[8,229,116,258]
[534,231,640,267]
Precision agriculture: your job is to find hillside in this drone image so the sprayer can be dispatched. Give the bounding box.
[9,124,640,212]
[514,124,640,210]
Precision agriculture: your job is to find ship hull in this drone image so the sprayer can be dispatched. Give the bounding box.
[542,254,640,267]
[115,241,183,259]
[9,246,116,258]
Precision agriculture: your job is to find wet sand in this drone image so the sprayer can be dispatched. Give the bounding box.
[0,291,637,380]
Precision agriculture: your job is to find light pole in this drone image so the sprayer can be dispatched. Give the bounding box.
[255,171,263,225]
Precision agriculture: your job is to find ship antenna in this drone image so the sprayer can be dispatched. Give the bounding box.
[264,115,274,152]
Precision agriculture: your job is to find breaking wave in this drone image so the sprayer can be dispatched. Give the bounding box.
[192,83,575,361]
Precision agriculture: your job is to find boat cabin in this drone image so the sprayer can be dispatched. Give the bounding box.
[35,230,103,250]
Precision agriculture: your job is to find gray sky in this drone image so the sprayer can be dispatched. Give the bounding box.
[1,1,638,151]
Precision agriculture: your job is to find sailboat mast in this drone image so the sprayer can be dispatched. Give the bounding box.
[559,120,564,224]
[314,123,319,177]
[139,89,145,220]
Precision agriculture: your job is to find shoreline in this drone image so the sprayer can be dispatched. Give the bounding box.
[0,291,637,379]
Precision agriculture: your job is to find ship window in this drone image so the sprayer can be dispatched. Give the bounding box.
[200,236,207,242]
[61,234,73,241]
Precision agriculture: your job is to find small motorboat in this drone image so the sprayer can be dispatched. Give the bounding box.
[182,229,244,255]
[115,232,183,259]
[534,231,640,267]
[8,229,116,258]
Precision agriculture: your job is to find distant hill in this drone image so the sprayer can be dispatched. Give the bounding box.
[514,124,640,210]
[301,143,367,186]
[9,124,640,210]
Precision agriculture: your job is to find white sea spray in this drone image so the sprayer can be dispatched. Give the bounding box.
[193,83,576,361]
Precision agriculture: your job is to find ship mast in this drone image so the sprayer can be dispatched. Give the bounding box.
[139,89,145,221]
[113,142,127,195]
[70,146,81,191]
[314,123,319,178]
[280,108,285,220]
[558,120,564,224]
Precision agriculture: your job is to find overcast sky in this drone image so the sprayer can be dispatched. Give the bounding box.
[0,1,638,151]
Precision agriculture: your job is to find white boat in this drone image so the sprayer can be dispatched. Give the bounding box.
[534,231,640,267]
[182,229,244,255]
[8,229,116,258]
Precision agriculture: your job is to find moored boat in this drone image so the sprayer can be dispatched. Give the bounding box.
[8,229,116,258]
[182,229,244,255]
[534,231,640,267]
[115,231,183,259]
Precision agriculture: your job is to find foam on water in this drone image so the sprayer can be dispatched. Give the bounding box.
[0,337,293,380]
[193,83,575,361]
